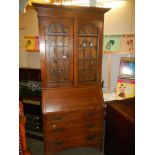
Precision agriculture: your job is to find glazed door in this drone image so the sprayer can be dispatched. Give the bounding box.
[39,17,73,87]
[74,19,103,85]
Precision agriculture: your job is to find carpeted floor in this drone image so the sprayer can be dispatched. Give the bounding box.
[27,137,104,155]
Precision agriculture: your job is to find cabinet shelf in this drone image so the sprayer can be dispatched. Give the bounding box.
[79,46,97,48]
[22,99,41,106]
[78,79,96,82]
[46,33,68,36]
[47,58,69,60]
[78,34,98,37]
[47,70,69,73]
[48,45,69,47]
[78,69,97,72]
[20,95,41,101]
[26,129,43,140]
[78,58,97,60]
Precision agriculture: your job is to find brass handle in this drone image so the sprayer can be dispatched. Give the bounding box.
[54,127,64,133]
[55,140,64,145]
[53,115,63,120]
[86,135,95,141]
[87,112,95,116]
[87,123,95,128]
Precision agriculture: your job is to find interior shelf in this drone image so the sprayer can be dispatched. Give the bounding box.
[45,32,68,36]
[78,34,98,37]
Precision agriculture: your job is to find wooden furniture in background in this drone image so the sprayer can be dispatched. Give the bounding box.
[19,68,43,139]
[33,3,110,155]
[104,97,135,155]
[19,101,31,155]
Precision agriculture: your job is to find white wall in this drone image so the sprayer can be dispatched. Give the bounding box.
[104,0,135,34]
[102,0,135,91]
[19,7,40,68]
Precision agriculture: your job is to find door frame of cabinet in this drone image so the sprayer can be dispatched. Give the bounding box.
[73,19,103,86]
[38,17,74,88]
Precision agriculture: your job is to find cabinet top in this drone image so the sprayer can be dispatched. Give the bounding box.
[32,3,110,20]
[32,2,110,13]
[106,97,135,123]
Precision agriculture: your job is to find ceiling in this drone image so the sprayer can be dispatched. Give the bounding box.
[19,0,132,13]
[28,0,131,6]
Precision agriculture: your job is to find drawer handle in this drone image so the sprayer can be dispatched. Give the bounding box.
[87,112,95,116]
[87,123,95,128]
[86,135,96,141]
[54,127,64,133]
[53,116,63,120]
[55,140,64,145]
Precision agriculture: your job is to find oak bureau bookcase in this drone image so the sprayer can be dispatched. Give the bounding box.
[33,3,110,155]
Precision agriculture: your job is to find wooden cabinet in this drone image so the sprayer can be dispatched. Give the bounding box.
[104,98,135,155]
[33,3,110,155]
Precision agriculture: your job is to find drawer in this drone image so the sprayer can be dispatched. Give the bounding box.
[44,118,104,136]
[46,111,81,123]
[85,109,104,118]
[45,132,103,152]
[46,108,104,124]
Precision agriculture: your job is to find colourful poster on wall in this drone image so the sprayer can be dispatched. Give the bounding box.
[24,36,39,51]
[115,78,135,99]
[120,34,135,53]
[103,34,121,52]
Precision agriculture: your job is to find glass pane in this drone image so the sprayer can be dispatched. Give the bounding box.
[45,23,68,35]
[48,23,64,33]
[78,24,98,34]
[78,23,99,83]
[57,36,64,46]
[64,36,69,46]
[46,46,56,59]
[64,28,68,34]
[47,71,69,83]
[78,70,85,82]
[45,22,71,84]
[47,71,58,83]
[85,70,96,81]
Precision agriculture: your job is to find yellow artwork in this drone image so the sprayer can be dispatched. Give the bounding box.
[24,36,39,51]
[116,78,135,99]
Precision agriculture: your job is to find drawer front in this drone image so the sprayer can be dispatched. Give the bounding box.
[46,108,104,124]
[45,132,103,152]
[45,118,104,138]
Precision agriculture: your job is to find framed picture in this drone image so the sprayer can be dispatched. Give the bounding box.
[120,34,135,53]
[24,36,39,51]
[103,34,121,52]
[103,34,135,54]
[116,78,135,99]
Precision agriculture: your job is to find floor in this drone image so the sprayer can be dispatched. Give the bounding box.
[27,137,104,155]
